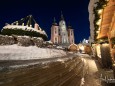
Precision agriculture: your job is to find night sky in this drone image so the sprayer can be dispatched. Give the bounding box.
[0,0,90,43]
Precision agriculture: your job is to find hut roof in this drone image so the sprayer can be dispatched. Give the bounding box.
[68,43,78,49]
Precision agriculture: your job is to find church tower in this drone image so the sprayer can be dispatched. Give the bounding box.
[59,12,69,44]
[68,25,75,44]
[51,17,59,44]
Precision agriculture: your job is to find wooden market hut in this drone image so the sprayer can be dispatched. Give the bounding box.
[68,43,78,52]
[84,45,92,54]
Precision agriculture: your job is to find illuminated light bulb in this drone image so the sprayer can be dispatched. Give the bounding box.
[98,9,103,14]
[96,19,102,25]
[96,31,99,34]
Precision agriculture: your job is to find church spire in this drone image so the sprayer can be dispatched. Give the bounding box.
[68,22,72,29]
[52,17,57,25]
[61,11,64,20]
[53,17,56,23]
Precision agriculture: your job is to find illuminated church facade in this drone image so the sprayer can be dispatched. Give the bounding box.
[51,13,75,45]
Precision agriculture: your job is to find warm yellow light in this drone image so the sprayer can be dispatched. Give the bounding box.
[96,45,101,58]
[79,45,84,51]
[98,9,103,14]
[103,43,108,47]
[96,19,101,25]
[96,31,99,34]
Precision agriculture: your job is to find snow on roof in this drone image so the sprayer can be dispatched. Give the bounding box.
[45,41,53,44]
[68,43,78,49]
[3,25,47,36]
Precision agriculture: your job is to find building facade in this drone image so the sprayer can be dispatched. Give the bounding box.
[97,0,115,39]
[51,18,59,44]
[89,0,115,69]
[59,14,69,44]
[51,14,75,45]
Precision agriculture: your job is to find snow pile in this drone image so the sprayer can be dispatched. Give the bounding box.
[0,45,66,60]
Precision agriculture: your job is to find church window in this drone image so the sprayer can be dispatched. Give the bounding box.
[59,29,60,35]
[55,29,57,34]
[71,31,73,35]
[68,32,70,36]
[55,37,57,44]
[72,39,73,43]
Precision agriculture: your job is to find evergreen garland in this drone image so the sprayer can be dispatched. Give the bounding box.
[1,28,47,41]
[97,37,108,44]
[93,0,108,42]
[111,38,115,44]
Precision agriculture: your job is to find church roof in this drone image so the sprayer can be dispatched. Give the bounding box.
[68,43,78,49]
[61,11,64,20]
[67,22,73,29]
[67,25,72,29]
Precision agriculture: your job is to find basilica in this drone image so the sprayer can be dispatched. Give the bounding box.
[51,13,75,45]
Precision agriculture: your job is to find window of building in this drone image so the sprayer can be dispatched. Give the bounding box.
[55,37,57,44]
[55,29,57,34]
[71,31,73,35]
[59,29,60,35]
[72,39,73,43]
[68,32,70,36]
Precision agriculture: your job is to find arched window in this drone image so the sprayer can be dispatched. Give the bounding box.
[55,37,58,44]
[55,30,56,34]
[71,30,73,35]
[55,28,57,34]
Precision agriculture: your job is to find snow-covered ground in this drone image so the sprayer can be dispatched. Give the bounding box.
[0,45,66,60]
